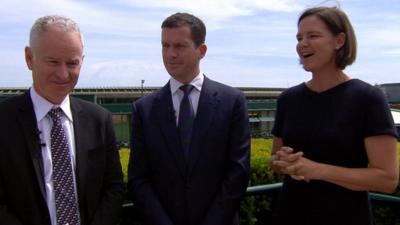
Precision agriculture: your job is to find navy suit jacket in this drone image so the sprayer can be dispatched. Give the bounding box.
[128,76,251,225]
[0,91,124,225]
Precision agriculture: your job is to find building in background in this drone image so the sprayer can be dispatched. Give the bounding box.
[0,86,284,143]
[2,83,399,143]
[379,83,400,109]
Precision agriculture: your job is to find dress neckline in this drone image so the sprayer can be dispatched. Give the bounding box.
[302,78,358,96]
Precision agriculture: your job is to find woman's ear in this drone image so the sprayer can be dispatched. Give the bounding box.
[335,32,346,50]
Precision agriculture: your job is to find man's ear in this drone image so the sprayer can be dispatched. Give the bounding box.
[198,43,207,60]
[25,46,33,70]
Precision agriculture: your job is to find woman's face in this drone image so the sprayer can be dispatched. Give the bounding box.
[296,15,344,73]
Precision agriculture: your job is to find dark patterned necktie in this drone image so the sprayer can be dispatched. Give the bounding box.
[48,108,80,225]
[178,85,195,161]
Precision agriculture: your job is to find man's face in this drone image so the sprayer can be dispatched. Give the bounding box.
[25,28,84,104]
[161,26,206,83]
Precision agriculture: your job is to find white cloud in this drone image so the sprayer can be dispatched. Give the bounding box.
[118,0,304,23]
[0,0,399,88]
[383,49,400,56]
[78,58,167,87]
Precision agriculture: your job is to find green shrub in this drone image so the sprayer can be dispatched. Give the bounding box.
[239,138,282,225]
[119,148,130,183]
[119,139,400,224]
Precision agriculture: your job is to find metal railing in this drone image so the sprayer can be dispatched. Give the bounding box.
[246,182,400,202]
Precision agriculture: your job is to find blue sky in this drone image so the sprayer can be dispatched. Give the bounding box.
[1,0,399,88]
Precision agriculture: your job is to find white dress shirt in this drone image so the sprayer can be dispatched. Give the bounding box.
[30,87,79,225]
[170,73,204,126]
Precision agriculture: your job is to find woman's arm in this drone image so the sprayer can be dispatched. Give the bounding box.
[274,135,399,193]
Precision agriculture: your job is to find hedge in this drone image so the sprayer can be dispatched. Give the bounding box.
[119,139,400,224]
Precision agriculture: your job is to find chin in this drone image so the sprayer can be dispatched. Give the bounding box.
[166,69,177,77]
[168,71,182,78]
[53,86,72,95]
[301,64,313,72]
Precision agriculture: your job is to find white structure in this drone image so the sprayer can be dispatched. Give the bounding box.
[391,109,400,125]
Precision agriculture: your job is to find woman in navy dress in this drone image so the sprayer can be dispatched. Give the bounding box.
[270,6,399,225]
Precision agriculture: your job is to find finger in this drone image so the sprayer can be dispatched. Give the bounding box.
[290,175,305,181]
[275,149,292,159]
[281,146,294,153]
[286,151,303,162]
[272,160,293,169]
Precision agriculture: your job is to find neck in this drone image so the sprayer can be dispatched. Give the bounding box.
[174,70,200,85]
[307,68,350,93]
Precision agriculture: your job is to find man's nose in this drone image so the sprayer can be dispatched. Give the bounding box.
[55,64,69,79]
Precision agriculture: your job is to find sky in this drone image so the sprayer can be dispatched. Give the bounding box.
[0,0,399,88]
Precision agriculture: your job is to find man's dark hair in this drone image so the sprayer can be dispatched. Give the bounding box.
[161,12,206,47]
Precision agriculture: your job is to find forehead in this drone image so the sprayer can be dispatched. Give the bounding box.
[161,26,193,43]
[34,29,83,57]
[298,15,330,33]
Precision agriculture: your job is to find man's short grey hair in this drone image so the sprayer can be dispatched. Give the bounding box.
[29,15,84,49]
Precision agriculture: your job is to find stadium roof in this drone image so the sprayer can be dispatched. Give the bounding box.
[0,87,285,99]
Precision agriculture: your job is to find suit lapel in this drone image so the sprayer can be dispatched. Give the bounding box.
[188,77,219,175]
[70,98,89,200]
[17,92,47,200]
[154,83,186,177]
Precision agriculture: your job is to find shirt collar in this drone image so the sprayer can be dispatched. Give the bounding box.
[30,87,73,122]
[170,72,204,95]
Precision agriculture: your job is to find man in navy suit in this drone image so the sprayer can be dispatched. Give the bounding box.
[127,12,251,225]
[0,15,124,225]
